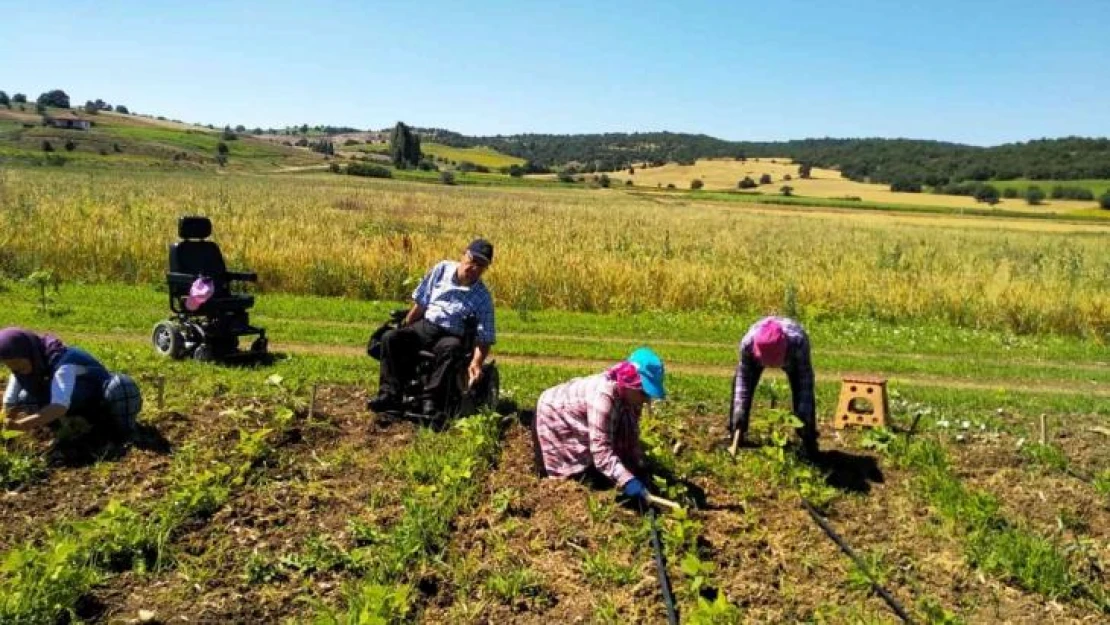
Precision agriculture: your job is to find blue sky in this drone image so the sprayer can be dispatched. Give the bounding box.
[1,0,1107,145]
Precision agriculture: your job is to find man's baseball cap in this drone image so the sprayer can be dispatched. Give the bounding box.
[467,238,494,265]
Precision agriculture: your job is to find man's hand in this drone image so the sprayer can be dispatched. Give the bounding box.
[467,360,482,390]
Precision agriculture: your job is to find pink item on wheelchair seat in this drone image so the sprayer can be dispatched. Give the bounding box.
[185,277,215,311]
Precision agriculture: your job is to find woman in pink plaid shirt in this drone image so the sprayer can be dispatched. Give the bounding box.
[531,348,666,502]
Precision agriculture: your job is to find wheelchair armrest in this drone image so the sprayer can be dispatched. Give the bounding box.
[389,309,408,323]
[226,271,258,283]
[167,272,196,287]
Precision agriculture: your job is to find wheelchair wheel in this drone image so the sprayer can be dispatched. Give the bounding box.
[193,345,214,362]
[152,321,185,360]
[250,336,268,354]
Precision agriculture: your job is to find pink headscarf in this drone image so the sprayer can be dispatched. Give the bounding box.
[605,361,643,391]
[752,318,787,368]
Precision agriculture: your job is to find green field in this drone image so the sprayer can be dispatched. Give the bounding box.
[991,179,1110,197]
[347,140,525,168]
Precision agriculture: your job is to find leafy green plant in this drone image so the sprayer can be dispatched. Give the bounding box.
[686,592,743,624]
[582,548,637,586]
[858,426,896,454]
[1019,442,1069,473]
[484,565,552,608]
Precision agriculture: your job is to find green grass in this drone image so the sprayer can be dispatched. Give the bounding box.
[990,179,1110,197]
[345,141,524,169]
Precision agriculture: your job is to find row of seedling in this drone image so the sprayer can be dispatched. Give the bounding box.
[0,399,300,624]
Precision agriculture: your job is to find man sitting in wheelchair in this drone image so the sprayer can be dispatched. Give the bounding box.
[368,239,496,417]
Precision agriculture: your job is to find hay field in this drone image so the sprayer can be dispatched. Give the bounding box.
[1,167,1108,338]
[600,158,1099,212]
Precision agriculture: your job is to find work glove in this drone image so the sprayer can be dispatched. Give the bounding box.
[622,477,648,500]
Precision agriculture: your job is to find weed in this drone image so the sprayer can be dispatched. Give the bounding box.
[484,565,552,609]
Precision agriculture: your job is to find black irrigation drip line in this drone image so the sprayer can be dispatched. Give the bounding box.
[644,501,680,625]
[801,498,916,624]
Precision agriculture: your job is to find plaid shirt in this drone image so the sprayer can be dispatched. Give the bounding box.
[412,261,496,345]
[535,373,644,487]
[730,317,816,438]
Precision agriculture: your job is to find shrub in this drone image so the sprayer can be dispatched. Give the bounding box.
[598,173,611,188]
[1025,186,1045,206]
[759,173,772,185]
[41,140,53,152]
[343,139,360,146]
[1049,185,1095,201]
[974,184,1000,205]
[624,179,633,186]
[0,91,8,107]
[64,140,76,152]
[348,163,392,178]
[294,138,309,147]
[439,170,456,185]
[36,89,70,108]
[738,176,757,189]
[890,179,922,193]
[556,171,575,183]
[1100,192,1110,210]
[666,183,676,189]
[112,143,122,153]
[690,179,704,190]
[329,162,340,173]
[507,164,524,177]
[217,142,229,156]
[798,163,812,179]
[12,93,27,103]
[780,185,794,197]
[417,159,438,172]
[783,174,792,181]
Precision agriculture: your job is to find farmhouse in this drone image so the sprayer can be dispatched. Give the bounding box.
[43,111,91,130]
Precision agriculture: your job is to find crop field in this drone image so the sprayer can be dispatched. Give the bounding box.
[593,159,1103,214]
[342,141,525,169]
[0,167,1108,623]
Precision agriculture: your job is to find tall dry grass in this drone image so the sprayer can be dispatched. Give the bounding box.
[1,167,1108,339]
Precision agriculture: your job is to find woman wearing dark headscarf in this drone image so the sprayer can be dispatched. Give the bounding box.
[0,328,142,438]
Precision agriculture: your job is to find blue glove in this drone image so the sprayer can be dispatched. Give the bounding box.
[622,477,648,500]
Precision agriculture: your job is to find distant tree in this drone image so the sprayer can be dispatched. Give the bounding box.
[598,173,611,188]
[343,138,360,146]
[625,179,633,186]
[440,170,456,185]
[114,104,129,114]
[507,164,524,177]
[235,124,246,132]
[628,166,635,175]
[690,179,704,190]
[64,140,76,152]
[798,163,812,179]
[666,183,676,189]
[0,91,8,107]
[418,158,438,171]
[12,93,27,103]
[974,184,1000,205]
[300,123,309,134]
[94,99,110,110]
[783,174,792,181]
[83,100,99,114]
[222,126,238,141]
[738,176,758,189]
[557,171,575,183]
[759,173,772,185]
[780,185,794,197]
[37,89,70,108]
[217,141,230,155]
[1100,192,1110,210]
[389,121,422,169]
[736,154,746,162]
[890,179,922,193]
[294,138,309,147]
[1024,186,1045,205]
[329,162,341,173]
[41,140,53,152]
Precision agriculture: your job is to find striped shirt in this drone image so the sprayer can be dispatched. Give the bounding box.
[730,317,816,437]
[535,373,644,487]
[413,261,496,345]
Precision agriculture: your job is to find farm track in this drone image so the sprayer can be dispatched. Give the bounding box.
[66,331,1110,398]
[90,386,416,623]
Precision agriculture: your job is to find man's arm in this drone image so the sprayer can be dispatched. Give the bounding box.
[467,343,490,389]
[403,303,426,326]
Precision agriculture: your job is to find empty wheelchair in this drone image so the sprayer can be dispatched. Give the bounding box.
[367,310,500,427]
[151,216,267,362]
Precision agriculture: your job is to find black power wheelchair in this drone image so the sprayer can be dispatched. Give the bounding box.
[151,216,268,362]
[367,310,500,427]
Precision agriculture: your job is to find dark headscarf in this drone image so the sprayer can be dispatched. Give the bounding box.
[0,327,67,380]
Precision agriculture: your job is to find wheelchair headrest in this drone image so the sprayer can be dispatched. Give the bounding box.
[178,216,212,240]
